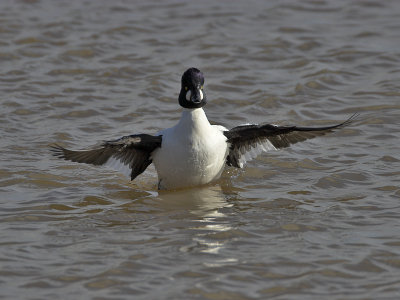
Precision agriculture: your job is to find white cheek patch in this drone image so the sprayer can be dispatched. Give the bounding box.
[186,90,191,101]
[185,89,203,101]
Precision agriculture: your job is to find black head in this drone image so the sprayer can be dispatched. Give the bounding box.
[179,68,207,109]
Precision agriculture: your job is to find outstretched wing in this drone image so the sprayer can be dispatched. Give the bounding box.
[51,134,162,180]
[223,114,358,168]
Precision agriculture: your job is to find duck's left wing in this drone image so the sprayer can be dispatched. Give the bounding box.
[51,134,162,180]
[223,114,357,168]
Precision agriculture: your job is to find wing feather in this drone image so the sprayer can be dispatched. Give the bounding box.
[224,114,358,168]
[51,134,162,180]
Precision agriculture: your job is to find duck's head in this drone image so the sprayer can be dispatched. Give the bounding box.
[179,68,207,109]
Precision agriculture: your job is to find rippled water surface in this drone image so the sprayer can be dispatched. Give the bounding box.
[1,0,400,299]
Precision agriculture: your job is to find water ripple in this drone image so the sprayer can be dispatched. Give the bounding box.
[1,0,400,299]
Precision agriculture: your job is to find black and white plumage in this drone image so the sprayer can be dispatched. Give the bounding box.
[52,68,356,190]
[52,134,161,180]
[224,117,356,168]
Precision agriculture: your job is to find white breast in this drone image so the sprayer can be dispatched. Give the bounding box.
[151,108,229,190]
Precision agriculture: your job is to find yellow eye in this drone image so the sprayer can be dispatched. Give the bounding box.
[185,86,188,91]
[200,85,203,89]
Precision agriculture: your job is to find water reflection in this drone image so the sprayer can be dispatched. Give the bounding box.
[156,185,233,255]
[156,185,230,217]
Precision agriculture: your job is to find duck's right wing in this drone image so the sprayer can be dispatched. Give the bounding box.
[51,134,162,180]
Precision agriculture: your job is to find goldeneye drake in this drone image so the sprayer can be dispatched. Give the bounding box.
[52,68,356,190]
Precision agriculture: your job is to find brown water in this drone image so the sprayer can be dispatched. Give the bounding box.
[1,0,400,299]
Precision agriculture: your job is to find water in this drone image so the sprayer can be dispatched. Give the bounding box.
[1,0,400,299]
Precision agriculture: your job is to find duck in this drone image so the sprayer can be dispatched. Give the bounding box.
[52,67,356,190]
